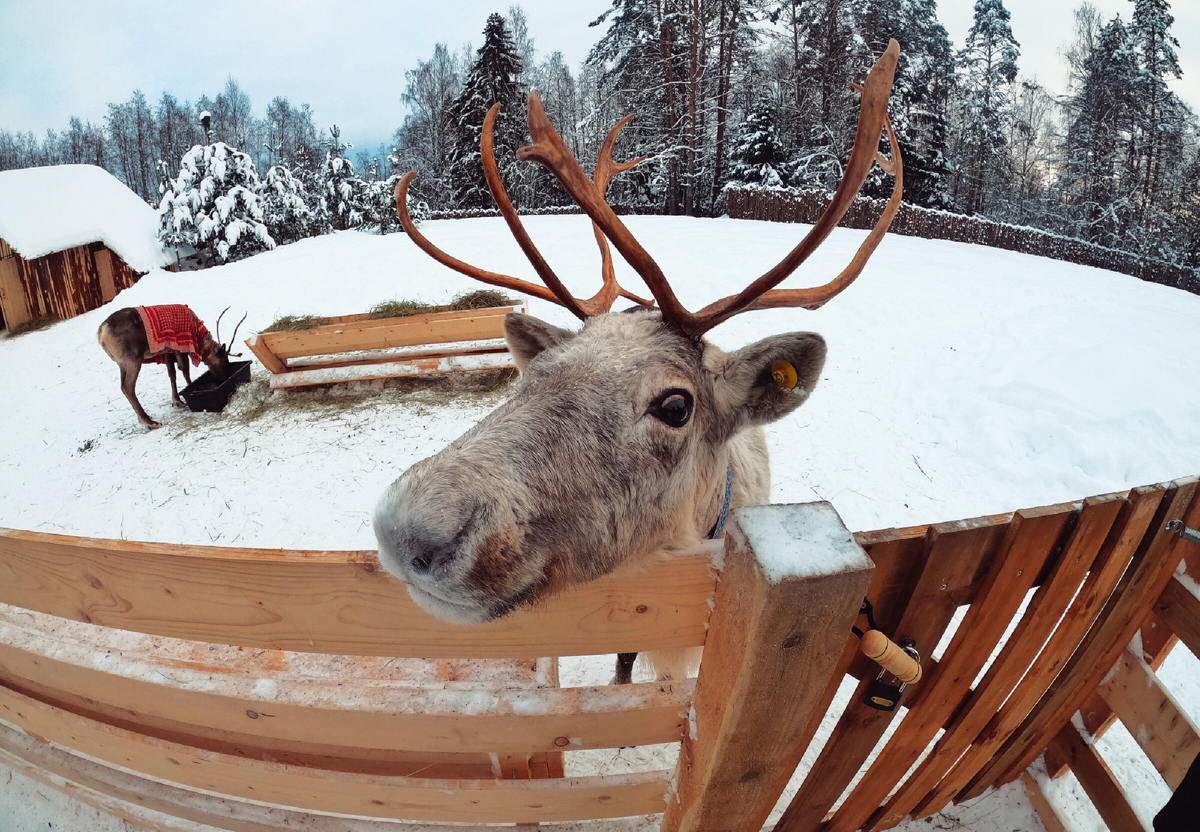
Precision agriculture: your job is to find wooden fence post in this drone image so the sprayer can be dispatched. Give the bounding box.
[662,503,874,832]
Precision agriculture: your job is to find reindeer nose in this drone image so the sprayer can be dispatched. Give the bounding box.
[407,533,454,575]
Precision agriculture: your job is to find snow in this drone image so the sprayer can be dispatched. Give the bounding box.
[0,164,175,272]
[2,214,1200,830]
[727,502,870,584]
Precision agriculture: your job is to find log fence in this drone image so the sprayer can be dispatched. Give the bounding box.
[0,477,1197,831]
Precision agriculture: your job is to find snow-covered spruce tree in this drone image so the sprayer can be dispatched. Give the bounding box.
[447,13,526,210]
[1130,0,1183,217]
[728,98,791,188]
[157,113,275,263]
[314,125,369,232]
[260,161,314,245]
[953,0,1021,215]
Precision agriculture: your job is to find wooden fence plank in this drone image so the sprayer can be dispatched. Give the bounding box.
[269,350,515,389]
[0,683,668,823]
[1097,647,1200,790]
[0,722,655,832]
[0,528,715,658]
[873,495,1122,829]
[921,485,1165,814]
[1155,575,1200,659]
[1019,771,1069,832]
[0,622,691,754]
[772,514,1012,832]
[962,476,1199,798]
[661,504,875,832]
[833,503,1076,832]
[1048,722,1145,832]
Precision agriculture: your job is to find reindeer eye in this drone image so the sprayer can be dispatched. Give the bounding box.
[652,390,693,428]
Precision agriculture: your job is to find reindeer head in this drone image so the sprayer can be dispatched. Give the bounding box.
[202,307,246,383]
[374,41,903,624]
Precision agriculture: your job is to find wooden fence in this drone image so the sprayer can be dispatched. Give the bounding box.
[0,478,1197,831]
[723,186,1200,297]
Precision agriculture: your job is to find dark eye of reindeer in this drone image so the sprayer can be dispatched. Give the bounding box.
[652,390,693,428]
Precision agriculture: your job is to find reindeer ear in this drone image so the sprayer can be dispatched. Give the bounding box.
[714,332,826,429]
[504,313,575,374]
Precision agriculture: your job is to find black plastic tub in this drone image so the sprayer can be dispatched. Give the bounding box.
[180,360,252,413]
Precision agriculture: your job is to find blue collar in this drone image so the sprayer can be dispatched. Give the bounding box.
[708,466,733,539]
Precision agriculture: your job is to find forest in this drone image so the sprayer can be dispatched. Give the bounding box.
[1,0,1196,271]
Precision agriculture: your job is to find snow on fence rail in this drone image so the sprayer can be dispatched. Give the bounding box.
[0,481,1197,831]
[724,185,1200,297]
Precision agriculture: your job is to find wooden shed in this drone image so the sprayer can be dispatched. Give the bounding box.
[0,164,174,331]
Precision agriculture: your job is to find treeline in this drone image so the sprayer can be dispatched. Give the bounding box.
[2,1,1197,271]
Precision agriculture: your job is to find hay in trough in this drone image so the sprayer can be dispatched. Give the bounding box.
[366,299,439,319]
[449,289,516,310]
[265,314,330,332]
[5,314,60,338]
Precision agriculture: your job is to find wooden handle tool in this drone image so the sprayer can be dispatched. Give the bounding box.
[860,630,922,684]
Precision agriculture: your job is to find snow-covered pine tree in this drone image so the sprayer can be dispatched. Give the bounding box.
[315,125,369,232]
[728,97,790,188]
[953,0,1021,215]
[260,161,313,245]
[1130,0,1183,216]
[157,113,275,263]
[1059,15,1140,247]
[447,13,526,209]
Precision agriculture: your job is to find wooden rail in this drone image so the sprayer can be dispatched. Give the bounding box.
[2,479,1197,830]
[245,303,525,388]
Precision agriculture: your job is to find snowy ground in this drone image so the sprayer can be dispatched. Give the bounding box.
[1,215,1199,831]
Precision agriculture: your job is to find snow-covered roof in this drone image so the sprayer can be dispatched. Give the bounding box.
[0,164,174,272]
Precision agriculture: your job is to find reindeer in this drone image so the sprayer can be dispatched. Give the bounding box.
[97,305,245,429]
[374,42,903,683]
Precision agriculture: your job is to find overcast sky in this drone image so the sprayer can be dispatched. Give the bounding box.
[1,0,1196,154]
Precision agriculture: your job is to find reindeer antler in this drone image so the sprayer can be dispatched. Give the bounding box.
[394,105,652,319]
[396,39,903,338]
[213,306,231,343]
[226,312,247,350]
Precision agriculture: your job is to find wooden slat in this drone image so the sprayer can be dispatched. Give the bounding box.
[963,476,1199,798]
[1047,610,1179,778]
[0,722,655,832]
[1048,722,1145,832]
[0,619,691,754]
[261,310,515,359]
[772,513,1012,832]
[287,341,508,371]
[833,503,1076,832]
[1097,647,1200,790]
[1019,771,1069,832]
[920,485,1165,815]
[662,503,875,832]
[873,495,1122,829]
[245,334,287,374]
[269,350,515,389]
[1155,575,1200,658]
[0,527,715,658]
[0,683,668,823]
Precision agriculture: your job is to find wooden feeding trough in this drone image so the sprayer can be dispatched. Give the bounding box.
[0,478,1196,831]
[244,301,526,390]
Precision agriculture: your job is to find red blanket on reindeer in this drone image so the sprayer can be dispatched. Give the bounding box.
[135,305,210,366]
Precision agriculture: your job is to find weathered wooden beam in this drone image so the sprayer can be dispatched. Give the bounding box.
[0,528,716,658]
[1097,647,1200,790]
[1019,771,1069,832]
[1155,575,1200,659]
[1048,722,1144,832]
[661,503,874,832]
[0,682,668,823]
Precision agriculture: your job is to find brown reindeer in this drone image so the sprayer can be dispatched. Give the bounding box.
[374,42,903,682]
[97,305,244,429]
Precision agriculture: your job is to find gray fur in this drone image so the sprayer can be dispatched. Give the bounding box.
[374,310,826,631]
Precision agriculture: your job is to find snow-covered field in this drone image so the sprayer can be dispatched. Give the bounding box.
[1,215,1198,831]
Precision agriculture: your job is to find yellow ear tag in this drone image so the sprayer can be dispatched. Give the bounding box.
[772,360,798,390]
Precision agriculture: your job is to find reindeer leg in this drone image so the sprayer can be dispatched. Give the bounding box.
[166,355,186,407]
[120,361,159,429]
[612,652,637,686]
[179,356,192,388]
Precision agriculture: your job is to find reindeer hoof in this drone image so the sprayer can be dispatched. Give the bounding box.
[146,421,161,430]
[172,398,186,408]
